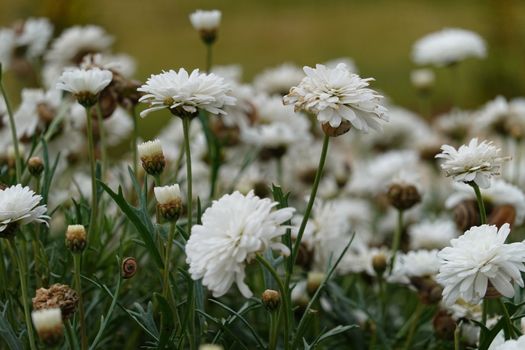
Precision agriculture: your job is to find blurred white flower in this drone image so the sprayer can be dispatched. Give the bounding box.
[412,28,486,66]
[410,69,435,90]
[491,335,525,350]
[324,57,358,74]
[31,308,63,343]
[0,184,49,235]
[186,191,294,298]
[434,108,473,141]
[81,53,137,78]
[13,88,62,138]
[189,10,222,31]
[56,67,113,102]
[408,218,457,250]
[137,68,236,118]
[16,18,54,58]
[437,223,525,305]
[103,107,133,146]
[436,138,509,188]
[283,63,388,132]
[389,249,440,284]
[253,63,304,96]
[154,184,181,204]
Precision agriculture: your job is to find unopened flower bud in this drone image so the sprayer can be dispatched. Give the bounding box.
[410,69,435,93]
[121,257,138,279]
[65,225,87,253]
[199,345,224,350]
[262,289,281,312]
[387,183,421,210]
[32,308,64,346]
[306,272,325,296]
[432,310,456,341]
[189,10,221,45]
[410,276,443,305]
[154,184,183,222]
[28,156,44,176]
[321,121,352,137]
[138,140,165,176]
[33,284,79,320]
[36,103,56,124]
[372,253,388,276]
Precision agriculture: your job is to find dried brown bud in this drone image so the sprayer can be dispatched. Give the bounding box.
[36,103,56,124]
[90,86,118,119]
[432,310,456,340]
[387,183,421,210]
[259,145,287,161]
[488,204,516,229]
[28,156,44,176]
[306,272,325,296]
[32,284,79,320]
[65,225,87,253]
[121,257,138,279]
[453,200,480,232]
[410,276,443,305]
[485,282,502,299]
[321,121,352,137]
[372,253,388,276]
[0,222,19,239]
[262,289,281,312]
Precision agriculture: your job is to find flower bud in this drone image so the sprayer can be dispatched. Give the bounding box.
[138,140,165,176]
[387,183,421,210]
[410,69,435,93]
[410,276,443,305]
[199,345,224,350]
[154,184,183,222]
[432,310,456,341]
[28,156,44,176]
[453,200,480,232]
[121,257,138,279]
[372,253,388,277]
[262,289,281,312]
[488,204,516,229]
[259,145,287,161]
[65,225,87,253]
[306,272,325,296]
[36,102,56,124]
[32,284,79,320]
[321,121,352,137]
[189,10,221,45]
[32,308,64,346]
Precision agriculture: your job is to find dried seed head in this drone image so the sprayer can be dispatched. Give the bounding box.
[432,310,456,340]
[387,183,421,210]
[32,284,79,319]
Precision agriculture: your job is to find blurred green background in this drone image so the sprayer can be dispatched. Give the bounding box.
[2,0,525,129]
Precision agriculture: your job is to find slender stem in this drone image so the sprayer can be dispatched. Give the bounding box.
[0,82,22,182]
[291,134,330,266]
[74,254,88,350]
[378,276,386,325]
[205,43,213,73]
[276,157,283,186]
[268,311,279,350]
[95,103,107,179]
[85,106,98,243]
[389,209,404,274]
[402,302,423,350]
[8,239,37,350]
[89,276,122,350]
[65,319,76,349]
[498,298,516,339]
[182,116,193,234]
[131,106,139,177]
[160,223,175,335]
[454,322,462,350]
[469,182,487,225]
[256,255,290,350]
[514,138,522,186]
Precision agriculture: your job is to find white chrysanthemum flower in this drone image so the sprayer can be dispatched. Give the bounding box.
[138,139,163,158]
[185,191,294,298]
[0,184,50,234]
[211,64,243,83]
[31,308,63,340]
[410,68,435,90]
[408,218,458,250]
[81,53,136,78]
[103,107,133,146]
[435,108,473,141]
[436,138,509,188]
[445,180,525,225]
[189,10,222,31]
[390,249,440,284]
[154,184,181,204]
[137,68,236,118]
[13,88,62,138]
[324,57,358,74]
[437,223,525,305]
[283,63,388,132]
[56,67,113,104]
[17,18,54,58]
[412,28,486,66]
[491,335,525,350]
[339,246,390,276]
[45,25,113,67]
[253,63,304,96]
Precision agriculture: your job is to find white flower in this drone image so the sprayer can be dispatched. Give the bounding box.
[436,138,509,188]
[339,246,390,277]
[435,108,473,140]
[189,10,222,31]
[492,335,525,350]
[253,63,305,96]
[138,139,164,159]
[81,53,136,78]
[412,28,486,66]
[283,63,388,132]
[410,69,435,90]
[324,57,358,73]
[31,308,62,335]
[185,191,294,298]
[154,184,181,204]
[13,88,62,138]
[436,223,525,305]
[16,18,54,58]
[0,184,49,233]
[45,25,113,67]
[390,249,440,284]
[56,67,113,96]
[408,218,458,250]
[137,68,236,118]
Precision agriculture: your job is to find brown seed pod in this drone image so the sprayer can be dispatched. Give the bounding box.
[488,204,516,228]
[387,183,421,210]
[410,276,443,305]
[453,200,480,232]
[295,241,314,271]
[432,310,456,341]
[484,282,502,299]
[121,257,137,279]
[321,121,352,137]
[32,284,79,319]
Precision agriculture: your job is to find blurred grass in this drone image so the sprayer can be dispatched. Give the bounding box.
[2,0,525,137]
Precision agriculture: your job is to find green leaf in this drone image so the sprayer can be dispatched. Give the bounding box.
[0,303,23,350]
[99,182,164,268]
[154,293,174,348]
[196,310,250,350]
[311,325,358,347]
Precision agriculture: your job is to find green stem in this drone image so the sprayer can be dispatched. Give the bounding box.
[256,255,290,350]
[8,239,37,350]
[469,182,487,225]
[160,223,175,335]
[454,322,462,350]
[276,157,283,186]
[498,298,516,339]
[388,209,404,274]
[268,311,279,350]
[182,116,193,234]
[89,276,122,350]
[85,106,98,244]
[65,320,77,350]
[0,82,22,182]
[402,302,423,350]
[291,134,330,267]
[205,43,213,73]
[74,254,88,350]
[95,103,107,179]
[514,139,522,186]
[131,106,139,177]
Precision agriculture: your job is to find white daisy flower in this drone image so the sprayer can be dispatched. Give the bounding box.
[283,63,388,132]
[253,63,305,96]
[16,18,54,59]
[408,218,458,250]
[434,108,473,141]
[410,68,435,90]
[0,184,50,236]
[13,88,62,138]
[389,249,440,284]
[412,28,486,66]
[492,335,525,350]
[189,9,222,31]
[436,223,525,305]
[185,191,294,298]
[31,308,63,344]
[56,67,113,106]
[137,68,236,118]
[436,138,509,188]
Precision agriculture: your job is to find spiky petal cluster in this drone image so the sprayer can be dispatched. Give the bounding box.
[137,68,236,118]
[185,191,294,298]
[0,184,49,233]
[436,224,525,305]
[283,63,388,132]
[435,138,509,188]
